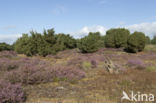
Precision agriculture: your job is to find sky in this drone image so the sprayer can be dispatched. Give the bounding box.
[0,0,156,44]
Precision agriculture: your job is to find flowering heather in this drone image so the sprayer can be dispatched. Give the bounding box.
[0,80,26,103]
[0,51,17,58]
[5,58,86,85]
[0,58,19,71]
[52,66,86,80]
[127,58,146,70]
[90,59,97,68]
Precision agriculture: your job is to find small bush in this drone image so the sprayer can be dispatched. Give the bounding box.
[0,43,13,51]
[0,80,26,103]
[78,32,101,53]
[105,28,130,48]
[126,32,146,53]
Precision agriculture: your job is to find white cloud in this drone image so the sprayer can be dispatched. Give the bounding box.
[72,22,156,38]
[71,25,108,38]
[126,22,156,38]
[0,34,21,44]
[1,22,156,44]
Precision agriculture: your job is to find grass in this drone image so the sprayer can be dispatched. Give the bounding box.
[146,66,156,72]
[82,61,92,70]
[144,45,156,52]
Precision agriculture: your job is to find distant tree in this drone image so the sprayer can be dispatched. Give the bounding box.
[105,28,130,48]
[151,35,156,45]
[0,42,13,51]
[126,32,146,53]
[145,36,151,44]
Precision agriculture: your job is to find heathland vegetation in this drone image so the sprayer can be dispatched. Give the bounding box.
[1,28,155,56]
[0,28,156,103]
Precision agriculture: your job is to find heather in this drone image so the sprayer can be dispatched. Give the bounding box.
[0,51,17,58]
[0,45,156,103]
[0,57,85,85]
[127,58,146,70]
[5,65,85,85]
[0,80,26,103]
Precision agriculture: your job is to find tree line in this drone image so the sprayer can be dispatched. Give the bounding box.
[0,28,156,56]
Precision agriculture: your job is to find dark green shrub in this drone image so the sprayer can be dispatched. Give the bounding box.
[105,30,115,48]
[146,36,151,44]
[78,32,100,53]
[105,28,130,48]
[53,33,76,51]
[151,35,156,45]
[89,32,105,48]
[126,32,146,53]
[0,42,13,51]
[14,28,77,56]
[14,34,31,55]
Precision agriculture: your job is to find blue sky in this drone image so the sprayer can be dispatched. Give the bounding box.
[0,0,156,43]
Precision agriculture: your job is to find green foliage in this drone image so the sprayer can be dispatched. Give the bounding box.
[127,32,146,53]
[14,34,30,55]
[0,42,13,51]
[105,28,130,48]
[146,36,151,44]
[105,29,115,48]
[54,33,76,51]
[14,28,76,56]
[151,35,156,45]
[78,32,102,53]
